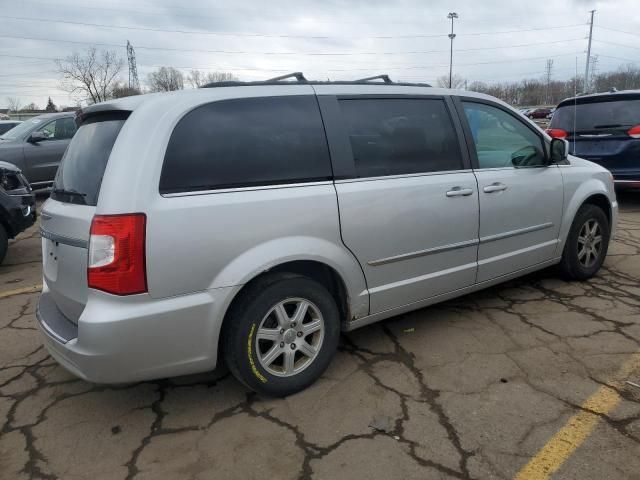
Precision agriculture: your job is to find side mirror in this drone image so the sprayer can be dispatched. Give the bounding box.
[550,138,568,163]
[28,131,47,143]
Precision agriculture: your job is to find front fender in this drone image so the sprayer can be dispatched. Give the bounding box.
[210,235,369,320]
[556,173,616,255]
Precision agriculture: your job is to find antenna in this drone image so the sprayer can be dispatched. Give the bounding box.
[573,57,578,154]
[126,40,140,91]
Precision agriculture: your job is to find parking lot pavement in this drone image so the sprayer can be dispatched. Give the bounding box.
[1,194,640,480]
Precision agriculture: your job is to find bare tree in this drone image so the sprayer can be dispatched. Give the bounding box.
[22,102,39,112]
[436,74,466,89]
[56,47,124,104]
[187,70,238,88]
[111,81,142,99]
[147,67,184,92]
[6,97,21,113]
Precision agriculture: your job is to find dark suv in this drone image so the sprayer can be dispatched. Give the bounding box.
[0,161,36,263]
[0,113,77,188]
[547,90,640,188]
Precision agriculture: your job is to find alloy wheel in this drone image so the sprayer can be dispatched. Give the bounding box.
[255,298,325,377]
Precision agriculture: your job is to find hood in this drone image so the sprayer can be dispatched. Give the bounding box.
[0,160,22,173]
[568,155,610,173]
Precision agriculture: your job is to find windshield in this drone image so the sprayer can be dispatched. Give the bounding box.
[51,118,126,206]
[0,117,46,140]
[551,99,640,132]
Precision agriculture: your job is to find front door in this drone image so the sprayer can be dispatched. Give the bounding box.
[23,117,76,185]
[459,100,564,283]
[325,96,480,313]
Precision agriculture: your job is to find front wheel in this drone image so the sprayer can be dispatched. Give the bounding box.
[559,204,610,280]
[223,273,340,397]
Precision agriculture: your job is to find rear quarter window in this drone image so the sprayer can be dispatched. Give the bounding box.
[160,95,332,193]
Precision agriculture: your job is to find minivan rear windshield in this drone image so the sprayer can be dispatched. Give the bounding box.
[551,98,640,132]
[51,115,127,206]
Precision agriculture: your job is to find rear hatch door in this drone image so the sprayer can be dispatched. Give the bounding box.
[550,95,640,172]
[41,113,128,323]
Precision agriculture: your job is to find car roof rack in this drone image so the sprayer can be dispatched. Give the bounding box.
[265,72,308,82]
[355,74,393,84]
[201,71,431,88]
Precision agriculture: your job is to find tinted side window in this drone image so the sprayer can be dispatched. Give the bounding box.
[338,98,463,178]
[463,102,546,169]
[160,96,332,193]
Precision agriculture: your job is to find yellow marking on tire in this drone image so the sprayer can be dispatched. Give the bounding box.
[247,324,267,383]
[0,284,42,299]
[515,354,640,480]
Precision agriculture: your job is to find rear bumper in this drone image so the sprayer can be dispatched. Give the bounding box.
[36,282,237,383]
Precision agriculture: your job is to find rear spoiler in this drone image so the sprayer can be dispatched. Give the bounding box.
[75,108,131,127]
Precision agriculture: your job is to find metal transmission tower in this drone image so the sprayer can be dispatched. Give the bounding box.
[126,40,140,90]
[545,59,554,104]
[584,10,595,93]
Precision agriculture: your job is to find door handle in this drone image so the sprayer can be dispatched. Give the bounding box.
[483,183,508,193]
[446,187,473,197]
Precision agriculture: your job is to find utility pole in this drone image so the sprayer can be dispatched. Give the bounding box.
[447,12,458,89]
[584,10,595,93]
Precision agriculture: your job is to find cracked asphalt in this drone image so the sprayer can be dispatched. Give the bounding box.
[1,193,640,480]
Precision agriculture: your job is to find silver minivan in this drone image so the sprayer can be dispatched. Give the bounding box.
[37,77,617,396]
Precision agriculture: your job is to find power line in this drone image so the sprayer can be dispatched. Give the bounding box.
[598,25,640,38]
[593,39,640,51]
[0,33,586,57]
[0,15,586,40]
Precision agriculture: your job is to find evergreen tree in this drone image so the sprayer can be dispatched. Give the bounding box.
[45,97,57,112]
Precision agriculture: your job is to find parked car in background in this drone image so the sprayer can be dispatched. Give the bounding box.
[0,161,36,264]
[37,80,616,396]
[527,107,553,119]
[546,108,556,119]
[0,120,21,135]
[0,112,77,188]
[547,90,640,188]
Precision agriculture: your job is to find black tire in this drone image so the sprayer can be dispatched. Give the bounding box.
[559,204,610,280]
[223,273,340,397]
[0,224,7,265]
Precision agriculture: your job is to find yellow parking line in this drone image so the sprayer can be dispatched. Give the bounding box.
[0,284,42,299]
[515,354,640,479]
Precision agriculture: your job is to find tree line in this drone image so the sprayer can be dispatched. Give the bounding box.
[8,48,640,110]
[437,64,640,106]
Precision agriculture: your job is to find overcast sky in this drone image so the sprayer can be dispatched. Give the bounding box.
[1,0,639,108]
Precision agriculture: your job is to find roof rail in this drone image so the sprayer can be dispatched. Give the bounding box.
[355,74,392,84]
[201,75,431,89]
[266,72,307,82]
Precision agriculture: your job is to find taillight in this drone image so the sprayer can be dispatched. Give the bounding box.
[628,125,640,138]
[88,214,147,295]
[546,128,568,139]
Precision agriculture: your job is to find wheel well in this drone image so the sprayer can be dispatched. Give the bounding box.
[222,260,350,333]
[582,194,611,225]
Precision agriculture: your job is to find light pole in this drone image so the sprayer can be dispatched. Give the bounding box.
[447,12,458,89]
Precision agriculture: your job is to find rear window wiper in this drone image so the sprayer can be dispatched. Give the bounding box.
[52,188,86,198]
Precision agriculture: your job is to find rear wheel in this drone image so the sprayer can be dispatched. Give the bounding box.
[223,273,340,397]
[0,224,7,264]
[559,204,610,280]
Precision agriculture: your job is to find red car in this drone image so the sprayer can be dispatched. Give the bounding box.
[527,108,553,119]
